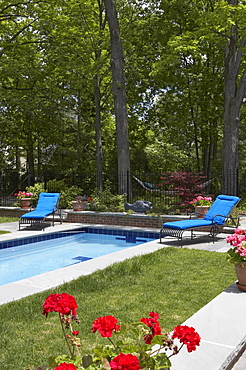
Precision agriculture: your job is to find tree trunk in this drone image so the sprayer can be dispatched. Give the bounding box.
[222,0,246,194]
[103,0,131,195]
[94,72,103,190]
[94,0,105,190]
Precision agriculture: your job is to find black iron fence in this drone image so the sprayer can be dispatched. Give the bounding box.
[0,170,245,208]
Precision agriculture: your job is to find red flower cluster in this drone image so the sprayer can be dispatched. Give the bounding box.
[91,315,120,337]
[54,363,77,370]
[110,353,141,370]
[172,325,201,352]
[140,311,162,344]
[42,293,78,317]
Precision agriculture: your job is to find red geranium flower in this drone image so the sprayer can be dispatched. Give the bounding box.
[110,353,141,370]
[91,315,120,337]
[172,325,201,352]
[140,312,162,344]
[72,330,80,335]
[54,363,77,370]
[42,293,78,317]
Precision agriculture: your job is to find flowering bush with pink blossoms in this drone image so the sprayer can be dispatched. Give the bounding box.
[226,228,246,265]
[14,191,34,199]
[189,195,213,207]
[27,293,201,370]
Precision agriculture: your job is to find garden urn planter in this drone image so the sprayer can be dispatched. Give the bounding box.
[195,205,210,217]
[235,261,246,291]
[72,201,83,211]
[19,198,31,209]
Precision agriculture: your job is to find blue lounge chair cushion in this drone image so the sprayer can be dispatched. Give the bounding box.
[203,194,239,224]
[163,219,213,230]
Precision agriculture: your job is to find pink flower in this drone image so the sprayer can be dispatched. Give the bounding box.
[189,195,213,206]
[14,191,33,199]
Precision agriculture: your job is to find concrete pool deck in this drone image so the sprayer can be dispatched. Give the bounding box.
[0,220,246,369]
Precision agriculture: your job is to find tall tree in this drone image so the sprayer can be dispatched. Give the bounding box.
[103,0,131,194]
[222,0,246,194]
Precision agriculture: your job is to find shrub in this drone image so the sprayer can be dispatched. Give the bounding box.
[26,182,83,209]
[92,181,126,212]
[26,183,45,206]
[46,179,67,193]
[158,171,211,212]
[59,186,83,209]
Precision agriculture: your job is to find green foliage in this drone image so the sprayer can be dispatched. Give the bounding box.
[26,181,83,209]
[46,179,67,193]
[92,181,126,212]
[1,0,246,182]
[59,185,83,209]
[26,183,45,206]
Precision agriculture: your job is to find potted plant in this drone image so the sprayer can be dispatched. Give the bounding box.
[14,191,34,209]
[36,292,201,369]
[72,196,94,211]
[226,228,246,291]
[189,195,213,217]
[71,196,83,211]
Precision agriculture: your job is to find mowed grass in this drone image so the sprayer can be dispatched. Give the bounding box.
[0,247,235,370]
[0,217,19,223]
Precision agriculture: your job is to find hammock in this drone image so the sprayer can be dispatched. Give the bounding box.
[132,175,213,194]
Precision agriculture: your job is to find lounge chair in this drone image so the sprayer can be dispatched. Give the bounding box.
[19,192,62,230]
[160,194,240,246]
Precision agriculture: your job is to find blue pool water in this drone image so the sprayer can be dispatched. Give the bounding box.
[0,228,158,285]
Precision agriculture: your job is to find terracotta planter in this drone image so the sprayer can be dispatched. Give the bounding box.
[195,206,210,218]
[19,198,31,209]
[72,201,83,211]
[235,261,246,291]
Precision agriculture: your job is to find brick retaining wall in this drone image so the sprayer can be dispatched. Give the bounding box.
[0,207,227,233]
[0,207,30,218]
[66,211,196,229]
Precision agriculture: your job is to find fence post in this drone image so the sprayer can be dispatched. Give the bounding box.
[27,172,31,187]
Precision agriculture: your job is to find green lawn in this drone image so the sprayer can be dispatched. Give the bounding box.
[0,217,19,223]
[0,246,235,370]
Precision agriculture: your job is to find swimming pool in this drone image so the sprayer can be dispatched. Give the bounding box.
[0,227,159,286]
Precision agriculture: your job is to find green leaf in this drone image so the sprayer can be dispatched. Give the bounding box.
[151,335,165,346]
[155,353,172,368]
[82,354,93,368]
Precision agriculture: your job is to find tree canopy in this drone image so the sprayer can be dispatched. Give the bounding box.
[1,0,246,194]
